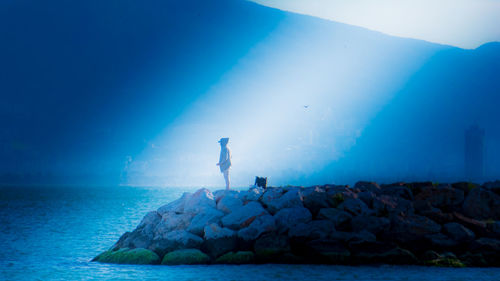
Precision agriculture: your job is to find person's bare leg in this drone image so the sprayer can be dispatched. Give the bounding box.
[223,169,230,190]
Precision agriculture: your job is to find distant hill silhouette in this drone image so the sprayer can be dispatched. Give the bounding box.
[1,0,498,185]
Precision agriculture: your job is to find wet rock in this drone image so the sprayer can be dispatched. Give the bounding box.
[217,192,243,214]
[238,215,276,241]
[389,215,441,243]
[288,220,335,240]
[254,233,291,259]
[329,230,376,243]
[215,251,255,264]
[317,208,352,229]
[149,230,203,257]
[93,248,160,265]
[338,198,373,216]
[462,188,500,220]
[350,240,417,264]
[203,223,237,257]
[274,207,312,234]
[351,215,390,235]
[186,208,224,236]
[421,250,441,261]
[306,240,351,263]
[157,192,191,215]
[221,201,268,230]
[470,237,500,252]
[459,252,488,267]
[443,222,475,242]
[161,249,210,265]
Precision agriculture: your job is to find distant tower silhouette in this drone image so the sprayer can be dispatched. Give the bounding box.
[465,124,485,181]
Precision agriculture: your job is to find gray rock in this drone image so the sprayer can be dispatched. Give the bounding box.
[351,215,390,235]
[373,195,414,216]
[317,208,352,229]
[471,237,500,252]
[274,207,312,234]
[241,186,264,202]
[463,188,500,220]
[414,185,464,211]
[443,222,475,242]
[221,201,268,230]
[217,192,243,214]
[354,181,381,194]
[114,211,161,249]
[154,212,194,235]
[489,221,500,238]
[259,187,284,211]
[425,233,459,248]
[238,215,276,241]
[380,184,414,201]
[307,239,351,263]
[483,180,500,195]
[357,191,376,208]
[183,188,216,214]
[288,220,335,240]
[157,192,191,215]
[254,233,291,258]
[389,215,441,243]
[262,188,304,214]
[338,198,373,216]
[302,187,329,215]
[149,230,203,256]
[203,223,237,257]
[329,230,376,243]
[186,207,224,236]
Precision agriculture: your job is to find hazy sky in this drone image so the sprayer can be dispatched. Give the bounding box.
[251,0,500,49]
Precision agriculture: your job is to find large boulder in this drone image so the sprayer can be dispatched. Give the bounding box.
[443,222,475,242]
[317,208,352,229]
[254,233,291,259]
[261,188,304,214]
[157,192,191,215]
[470,237,500,252]
[217,192,243,214]
[338,198,373,216]
[425,233,459,249]
[241,186,264,202]
[380,183,414,201]
[452,212,489,237]
[351,215,390,235]
[373,195,414,216]
[483,180,500,195]
[203,223,237,257]
[149,230,203,257]
[306,239,351,263]
[238,214,276,241]
[414,185,464,212]
[113,211,161,249]
[349,240,417,264]
[462,188,500,220]
[274,207,312,234]
[288,220,335,240]
[354,181,381,194]
[93,248,160,265]
[161,249,210,265]
[221,201,268,230]
[388,215,441,243]
[183,188,216,214]
[186,208,224,236]
[215,251,255,264]
[301,186,329,215]
[154,212,193,235]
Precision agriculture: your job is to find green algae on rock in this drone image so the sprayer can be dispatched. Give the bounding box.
[93,248,160,265]
[215,251,255,264]
[161,249,210,265]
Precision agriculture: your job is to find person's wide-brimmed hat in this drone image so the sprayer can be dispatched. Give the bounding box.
[218,137,229,144]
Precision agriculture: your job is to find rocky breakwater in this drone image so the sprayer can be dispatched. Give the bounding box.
[93,181,500,266]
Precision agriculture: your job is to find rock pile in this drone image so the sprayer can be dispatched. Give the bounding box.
[93,181,500,266]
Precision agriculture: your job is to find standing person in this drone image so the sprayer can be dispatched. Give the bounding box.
[216,137,231,190]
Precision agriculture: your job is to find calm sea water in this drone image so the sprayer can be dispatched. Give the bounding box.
[1,185,499,281]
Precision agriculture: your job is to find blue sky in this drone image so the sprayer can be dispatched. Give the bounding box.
[251,0,500,49]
